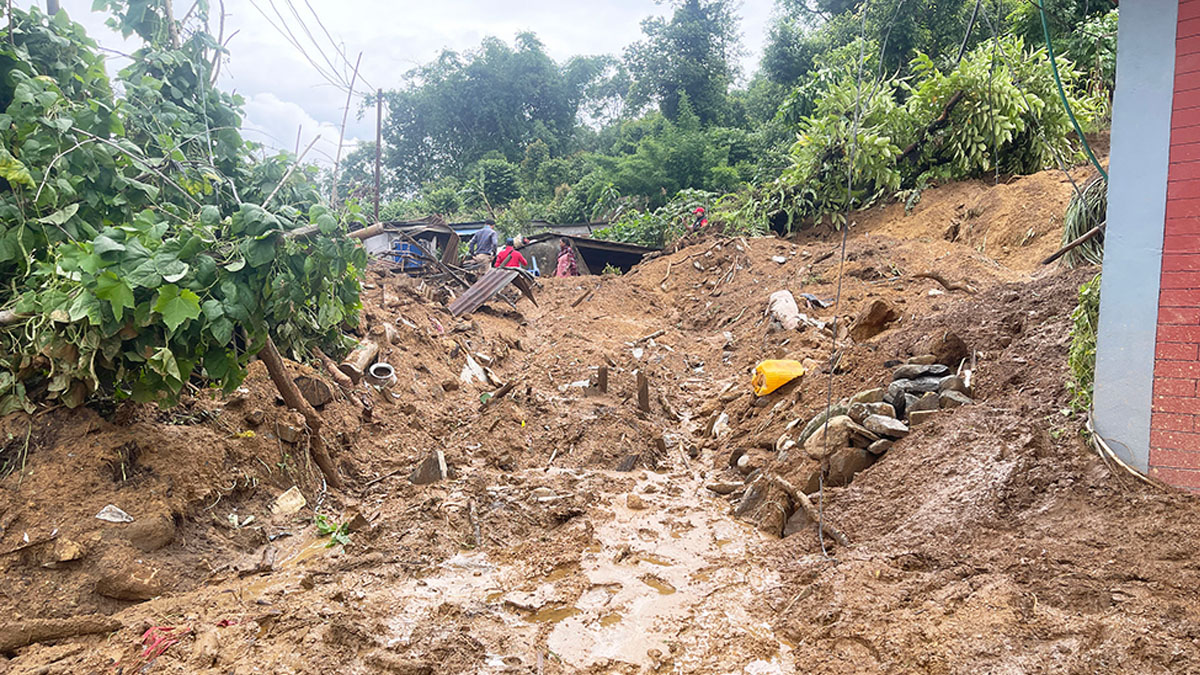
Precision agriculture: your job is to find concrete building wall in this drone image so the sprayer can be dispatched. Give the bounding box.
[1094,0,1179,475]
[1148,0,1200,488]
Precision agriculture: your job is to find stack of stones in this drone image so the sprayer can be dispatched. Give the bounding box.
[882,361,974,426]
[795,358,974,490]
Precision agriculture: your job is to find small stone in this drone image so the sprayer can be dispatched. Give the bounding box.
[892,363,951,381]
[906,354,938,365]
[940,390,974,408]
[908,391,941,414]
[627,494,648,510]
[706,482,742,495]
[862,414,910,439]
[531,487,555,499]
[96,563,164,601]
[772,256,787,264]
[938,375,972,397]
[344,510,372,533]
[408,450,448,485]
[276,423,303,444]
[826,447,875,487]
[849,388,884,404]
[271,486,307,516]
[849,299,899,342]
[908,410,939,426]
[848,402,895,424]
[441,380,460,392]
[42,538,87,567]
[884,381,908,416]
[867,439,893,455]
[95,504,134,524]
[244,409,265,426]
[782,508,812,538]
[125,514,175,552]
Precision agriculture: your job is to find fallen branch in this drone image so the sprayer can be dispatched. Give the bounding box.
[482,381,516,407]
[1041,222,1106,265]
[312,347,353,391]
[570,287,596,308]
[260,337,341,489]
[634,329,665,344]
[768,475,850,548]
[0,615,122,653]
[0,310,28,327]
[898,90,966,162]
[659,261,673,291]
[913,271,976,294]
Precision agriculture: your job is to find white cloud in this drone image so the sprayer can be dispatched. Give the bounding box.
[31,0,779,164]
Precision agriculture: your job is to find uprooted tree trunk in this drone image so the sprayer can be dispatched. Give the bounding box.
[261,337,342,489]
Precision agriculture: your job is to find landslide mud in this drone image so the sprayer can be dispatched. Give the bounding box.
[4,166,1200,674]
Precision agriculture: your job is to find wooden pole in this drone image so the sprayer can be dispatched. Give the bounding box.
[597,366,608,394]
[374,88,383,222]
[1041,222,1106,265]
[636,370,650,413]
[260,337,342,488]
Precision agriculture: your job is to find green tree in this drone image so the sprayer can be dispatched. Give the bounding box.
[381,34,605,191]
[624,0,742,125]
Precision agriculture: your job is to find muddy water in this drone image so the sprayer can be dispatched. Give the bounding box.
[351,465,795,672]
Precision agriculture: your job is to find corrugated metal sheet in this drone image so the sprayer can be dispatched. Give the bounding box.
[448,268,522,317]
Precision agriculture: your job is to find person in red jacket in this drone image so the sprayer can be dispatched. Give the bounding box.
[494,239,528,268]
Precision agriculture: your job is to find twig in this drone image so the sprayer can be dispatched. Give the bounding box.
[264,134,320,208]
[659,261,673,291]
[913,271,976,294]
[634,329,665,344]
[570,287,596,308]
[363,469,403,489]
[70,128,203,209]
[468,498,482,549]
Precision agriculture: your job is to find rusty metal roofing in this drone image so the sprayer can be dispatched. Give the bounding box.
[448,267,536,317]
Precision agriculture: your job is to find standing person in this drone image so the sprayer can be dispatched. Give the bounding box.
[494,238,528,268]
[555,238,579,277]
[468,219,499,267]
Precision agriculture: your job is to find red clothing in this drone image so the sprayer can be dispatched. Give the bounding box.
[494,246,527,268]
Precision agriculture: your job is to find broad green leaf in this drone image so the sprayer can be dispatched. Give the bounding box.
[241,236,277,268]
[316,213,338,235]
[126,259,162,288]
[38,203,79,226]
[200,205,220,226]
[95,272,134,322]
[0,146,34,189]
[223,259,245,272]
[150,346,182,382]
[152,285,202,333]
[201,299,224,321]
[93,233,125,255]
[67,290,102,325]
[209,317,234,345]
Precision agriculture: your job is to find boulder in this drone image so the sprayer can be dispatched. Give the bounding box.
[862,414,910,439]
[920,332,970,366]
[826,447,875,487]
[849,401,896,424]
[803,416,877,459]
[903,376,944,394]
[798,404,849,446]
[892,363,951,381]
[884,382,908,417]
[940,390,974,409]
[782,508,812,538]
[907,392,941,415]
[867,439,893,455]
[849,388,885,404]
[95,563,164,602]
[849,300,898,342]
[125,515,175,552]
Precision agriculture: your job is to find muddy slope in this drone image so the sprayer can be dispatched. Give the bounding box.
[3,165,1198,675]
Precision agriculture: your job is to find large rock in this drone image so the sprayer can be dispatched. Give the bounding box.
[125,515,175,552]
[907,392,941,415]
[867,439,893,455]
[849,402,896,424]
[826,447,875,487]
[804,416,877,459]
[849,388,884,404]
[919,332,970,366]
[940,390,974,409]
[938,375,972,397]
[909,410,939,426]
[849,300,898,342]
[862,414,910,439]
[782,508,812,538]
[96,563,164,601]
[892,363,951,381]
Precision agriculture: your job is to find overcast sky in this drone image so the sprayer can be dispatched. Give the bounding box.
[25,1,776,165]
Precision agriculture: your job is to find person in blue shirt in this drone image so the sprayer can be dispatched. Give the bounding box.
[468,220,499,266]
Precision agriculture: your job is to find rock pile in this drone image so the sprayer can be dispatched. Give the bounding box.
[717,349,976,538]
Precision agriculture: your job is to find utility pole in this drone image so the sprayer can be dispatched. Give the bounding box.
[46,0,59,15]
[374,88,382,223]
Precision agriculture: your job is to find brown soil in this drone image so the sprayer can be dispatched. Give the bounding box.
[2,163,1197,674]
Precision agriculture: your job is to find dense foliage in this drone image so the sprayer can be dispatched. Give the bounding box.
[344,0,1115,247]
[0,5,364,413]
